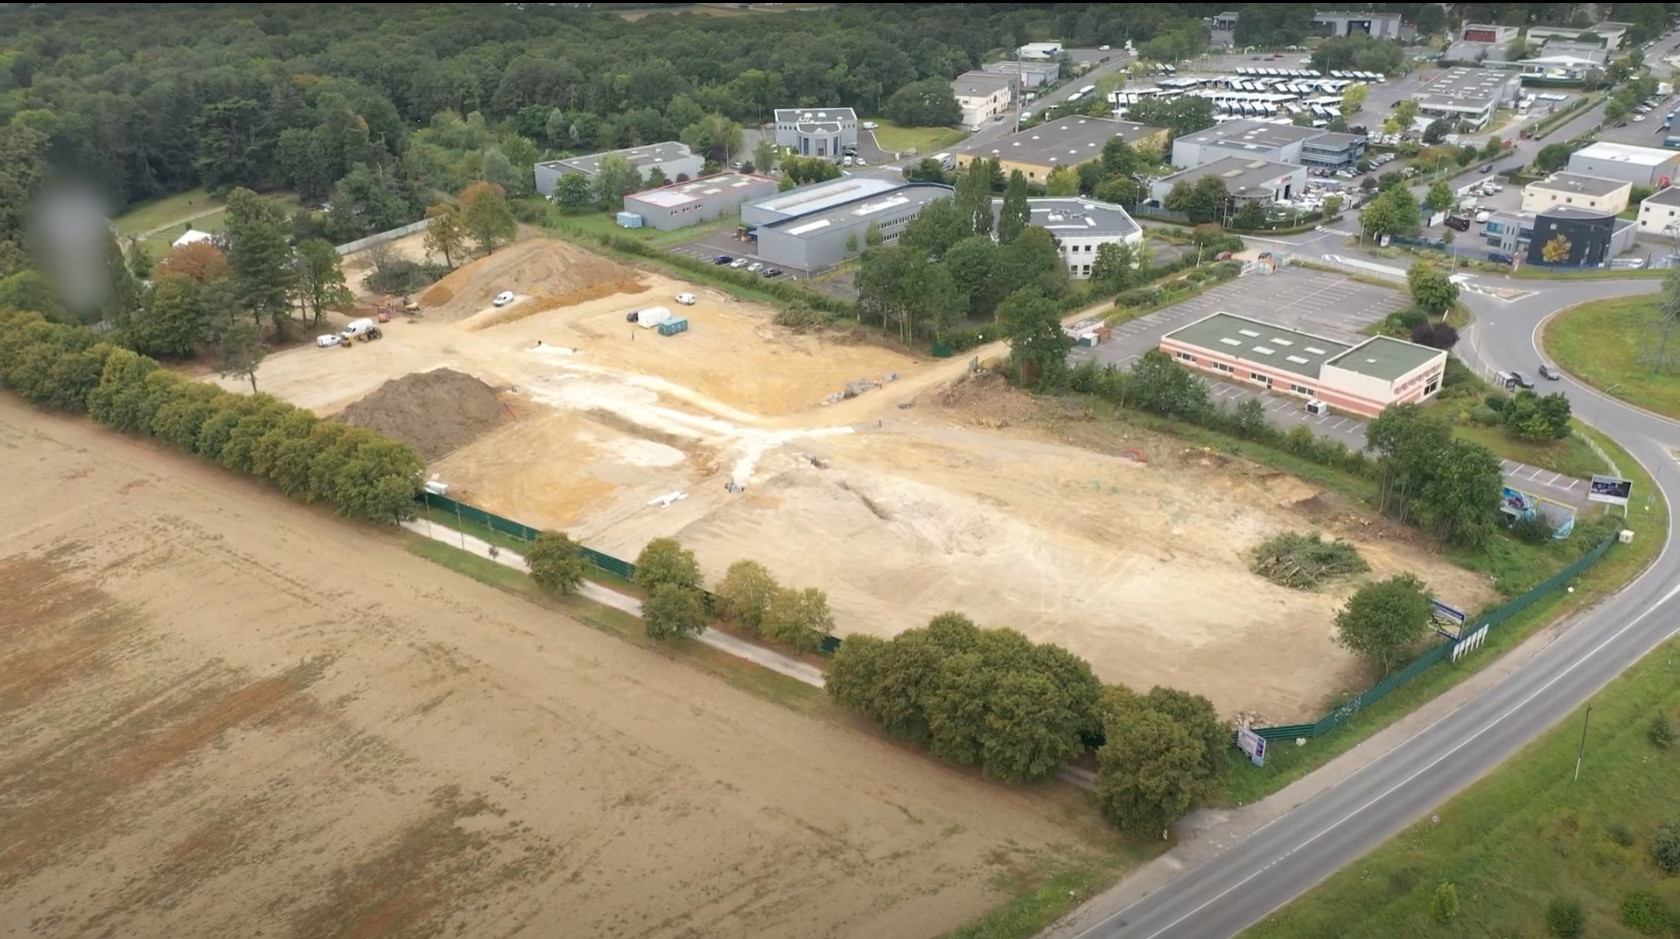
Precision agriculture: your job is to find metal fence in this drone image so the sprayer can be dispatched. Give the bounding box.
[415,491,843,654]
[1246,532,1617,744]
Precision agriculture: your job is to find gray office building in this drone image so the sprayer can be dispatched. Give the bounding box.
[535,141,704,196]
[622,173,779,232]
[740,175,902,227]
[1311,11,1404,40]
[1171,120,1327,168]
[753,183,954,271]
[772,108,858,159]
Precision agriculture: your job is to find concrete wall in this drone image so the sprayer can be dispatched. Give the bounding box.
[335,218,433,256]
[624,179,778,232]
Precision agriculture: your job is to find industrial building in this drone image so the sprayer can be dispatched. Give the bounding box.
[739,175,902,227]
[772,107,858,159]
[1409,68,1522,131]
[621,173,779,232]
[752,182,954,272]
[991,198,1142,279]
[1568,142,1680,189]
[1150,157,1307,206]
[981,60,1062,89]
[952,71,1016,130]
[1636,185,1680,234]
[1528,22,1629,49]
[1311,11,1404,40]
[1300,131,1368,172]
[1171,119,1327,168]
[1015,41,1064,60]
[1527,207,1637,267]
[534,142,703,196]
[961,116,1168,181]
[1160,312,1447,418]
[1521,53,1606,85]
[1459,23,1519,45]
[1521,173,1633,215]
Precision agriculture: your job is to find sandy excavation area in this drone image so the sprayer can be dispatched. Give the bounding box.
[0,399,1123,939]
[229,236,1494,720]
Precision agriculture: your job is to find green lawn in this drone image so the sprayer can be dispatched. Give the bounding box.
[1450,421,1607,480]
[1240,637,1680,939]
[868,121,969,156]
[1545,296,1680,421]
[116,188,302,261]
[540,199,741,248]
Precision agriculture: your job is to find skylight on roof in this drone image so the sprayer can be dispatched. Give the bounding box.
[1286,355,1310,364]
[1219,337,1243,346]
[1270,338,1293,346]
[1253,346,1275,355]
[1304,346,1328,355]
[1238,329,1261,337]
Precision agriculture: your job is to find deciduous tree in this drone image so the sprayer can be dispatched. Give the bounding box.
[885,78,961,128]
[643,583,709,640]
[1094,708,1208,838]
[762,586,834,652]
[592,154,644,210]
[215,319,267,393]
[460,181,516,255]
[1336,573,1432,674]
[634,537,704,592]
[293,239,352,326]
[714,559,780,634]
[423,203,468,267]
[1542,234,1572,264]
[223,188,298,338]
[997,286,1069,388]
[997,170,1031,244]
[526,530,587,594]
[1407,260,1459,314]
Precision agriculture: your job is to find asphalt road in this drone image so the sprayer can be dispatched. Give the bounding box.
[1064,270,1680,939]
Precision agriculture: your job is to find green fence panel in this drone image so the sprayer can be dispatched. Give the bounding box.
[419,492,641,580]
[1242,534,1617,749]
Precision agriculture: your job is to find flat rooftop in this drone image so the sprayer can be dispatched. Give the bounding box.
[541,141,691,177]
[953,70,1015,94]
[1160,156,1300,198]
[1177,118,1324,153]
[774,107,858,124]
[1315,10,1401,20]
[1529,173,1629,198]
[982,60,1060,76]
[1572,141,1676,167]
[1165,312,1351,378]
[1303,131,1365,151]
[991,197,1140,238]
[744,175,900,220]
[1326,336,1443,382]
[1414,67,1511,103]
[1641,186,1680,208]
[978,116,1165,168]
[763,183,954,238]
[627,172,775,209]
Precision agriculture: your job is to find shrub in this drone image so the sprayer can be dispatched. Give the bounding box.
[1431,881,1461,923]
[642,583,709,640]
[1651,712,1674,749]
[1412,321,1460,349]
[1510,512,1556,544]
[363,259,444,294]
[1621,888,1669,935]
[1115,286,1165,308]
[1545,897,1584,938]
[1610,822,1637,846]
[1484,393,1508,412]
[1249,531,1369,588]
[1469,404,1501,426]
[1653,823,1680,875]
[762,586,835,652]
[772,302,838,332]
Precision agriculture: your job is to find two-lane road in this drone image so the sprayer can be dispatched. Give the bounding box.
[1065,275,1680,939]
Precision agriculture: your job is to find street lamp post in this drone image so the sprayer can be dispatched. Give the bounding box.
[1573,703,1593,781]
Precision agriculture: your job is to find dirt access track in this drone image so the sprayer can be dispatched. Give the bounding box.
[231,235,1492,721]
[0,399,1122,939]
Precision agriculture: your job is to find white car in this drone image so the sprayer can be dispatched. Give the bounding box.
[729,258,750,269]
[315,334,345,348]
[862,121,878,130]
[675,293,696,305]
[493,291,515,307]
[1474,210,1491,223]
[1635,114,1648,122]
[1099,44,1111,51]
[747,262,764,273]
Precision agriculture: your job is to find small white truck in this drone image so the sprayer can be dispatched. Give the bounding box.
[633,306,672,329]
[340,317,383,343]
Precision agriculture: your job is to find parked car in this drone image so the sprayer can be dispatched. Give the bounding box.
[762,268,783,278]
[675,293,696,305]
[1539,364,1562,380]
[493,290,515,307]
[315,334,346,348]
[1488,251,1515,265]
[729,258,750,269]
[746,262,764,273]
[862,121,878,130]
[1479,163,1494,173]
[1474,210,1491,223]
[713,255,734,265]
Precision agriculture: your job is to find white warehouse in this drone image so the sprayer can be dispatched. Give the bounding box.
[992,198,1142,279]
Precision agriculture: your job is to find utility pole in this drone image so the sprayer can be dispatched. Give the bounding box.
[1573,703,1593,781]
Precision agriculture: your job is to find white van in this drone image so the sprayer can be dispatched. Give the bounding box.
[675,293,696,306]
[493,290,515,307]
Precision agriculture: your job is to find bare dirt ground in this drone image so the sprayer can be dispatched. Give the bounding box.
[224,238,1495,720]
[0,399,1122,939]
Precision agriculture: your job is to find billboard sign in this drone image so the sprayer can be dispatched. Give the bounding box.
[1236,726,1267,767]
[1500,487,1537,518]
[1588,475,1632,506]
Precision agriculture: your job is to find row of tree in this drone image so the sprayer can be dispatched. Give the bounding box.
[827,610,1230,836]
[0,309,423,522]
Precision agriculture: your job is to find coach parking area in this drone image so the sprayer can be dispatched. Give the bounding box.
[1070,266,1593,505]
[663,229,816,281]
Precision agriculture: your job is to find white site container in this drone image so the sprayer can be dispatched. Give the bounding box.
[635,306,671,328]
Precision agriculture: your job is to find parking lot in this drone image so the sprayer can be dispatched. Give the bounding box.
[1069,267,1594,504]
[664,228,814,281]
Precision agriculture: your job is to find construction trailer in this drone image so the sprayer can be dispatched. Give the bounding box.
[657,317,689,336]
[634,306,672,328]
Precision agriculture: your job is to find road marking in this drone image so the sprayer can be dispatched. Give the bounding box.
[1545,472,1562,486]
[1564,479,1579,490]
[1528,467,1545,480]
[1111,575,1680,939]
[1331,418,1349,430]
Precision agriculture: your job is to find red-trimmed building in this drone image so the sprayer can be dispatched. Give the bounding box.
[1159,312,1446,418]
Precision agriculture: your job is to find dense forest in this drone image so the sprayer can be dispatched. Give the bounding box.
[0,1,1671,278]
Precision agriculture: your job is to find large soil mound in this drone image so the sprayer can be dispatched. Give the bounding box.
[419,238,648,323]
[337,368,509,462]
